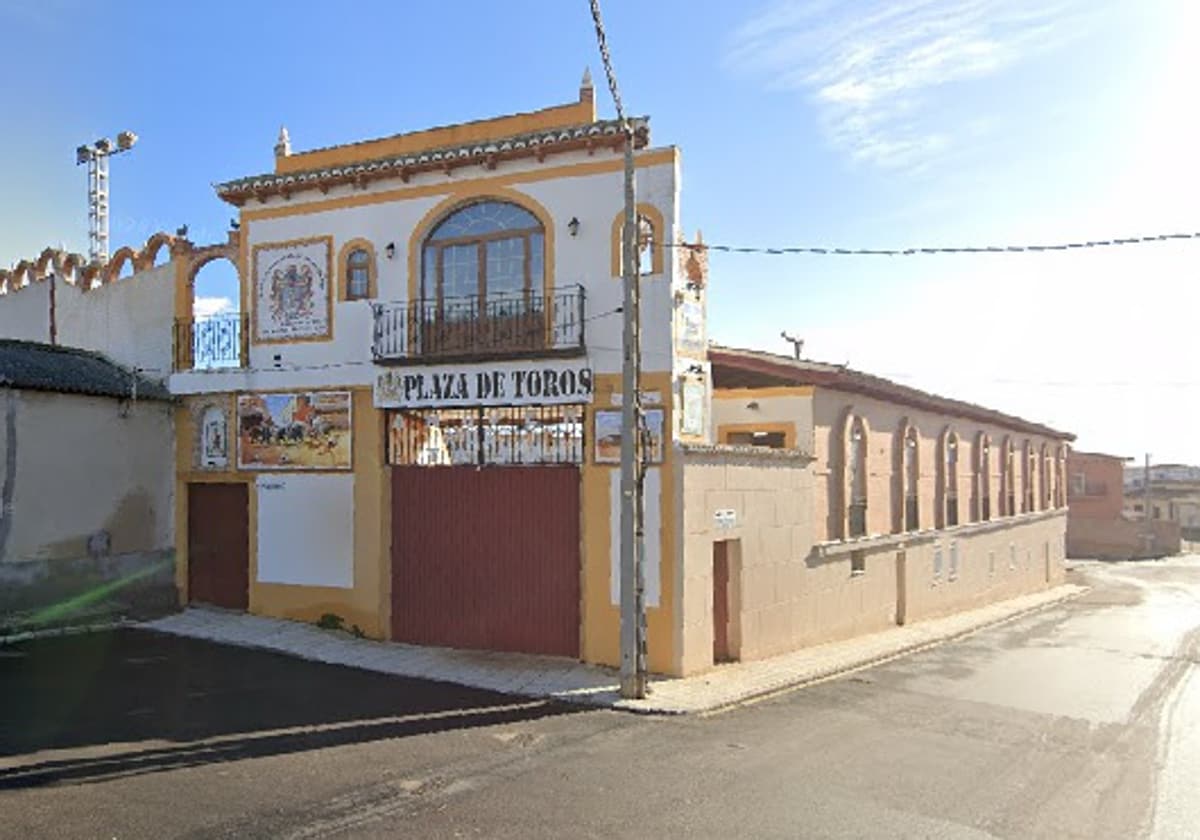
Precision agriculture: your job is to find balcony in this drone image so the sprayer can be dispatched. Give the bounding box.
[373,285,585,364]
[174,313,248,370]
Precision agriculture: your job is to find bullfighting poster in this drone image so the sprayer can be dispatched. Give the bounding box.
[237,391,352,470]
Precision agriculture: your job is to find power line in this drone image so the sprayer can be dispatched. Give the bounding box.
[588,0,626,124]
[664,231,1200,257]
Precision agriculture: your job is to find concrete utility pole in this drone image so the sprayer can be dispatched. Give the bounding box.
[618,124,647,699]
[589,0,646,699]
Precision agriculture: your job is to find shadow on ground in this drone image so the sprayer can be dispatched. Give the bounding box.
[0,629,577,789]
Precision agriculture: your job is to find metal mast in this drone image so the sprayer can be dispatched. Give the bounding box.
[76,131,138,264]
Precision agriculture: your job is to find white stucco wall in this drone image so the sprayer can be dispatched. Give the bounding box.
[0,281,51,342]
[55,262,176,377]
[170,147,682,396]
[0,389,174,564]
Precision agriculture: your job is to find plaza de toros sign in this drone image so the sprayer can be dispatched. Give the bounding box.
[374,360,594,409]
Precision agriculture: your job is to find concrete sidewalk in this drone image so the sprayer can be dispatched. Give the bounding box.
[143,584,1086,715]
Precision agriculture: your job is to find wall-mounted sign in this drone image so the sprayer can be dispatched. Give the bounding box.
[375,361,593,409]
[594,407,664,465]
[252,237,332,343]
[714,508,737,530]
[238,391,352,470]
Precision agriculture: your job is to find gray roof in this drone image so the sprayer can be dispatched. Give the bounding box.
[215,116,649,199]
[0,340,172,402]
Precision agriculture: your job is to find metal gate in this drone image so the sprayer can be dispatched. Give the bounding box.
[390,465,580,657]
[187,482,249,609]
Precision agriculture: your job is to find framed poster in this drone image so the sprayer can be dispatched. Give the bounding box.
[252,237,333,343]
[237,391,352,470]
[594,407,664,464]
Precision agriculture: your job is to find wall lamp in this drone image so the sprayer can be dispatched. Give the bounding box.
[567,217,580,237]
[385,242,396,259]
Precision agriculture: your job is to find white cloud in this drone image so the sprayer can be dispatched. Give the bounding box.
[193,296,234,318]
[727,0,1088,169]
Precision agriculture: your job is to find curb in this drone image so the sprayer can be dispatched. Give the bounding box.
[0,618,136,646]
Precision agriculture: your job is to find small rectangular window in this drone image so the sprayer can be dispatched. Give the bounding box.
[949,541,959,581]
[850,550,866,576]
[1009,542,1016,570]
[933,543,943,581]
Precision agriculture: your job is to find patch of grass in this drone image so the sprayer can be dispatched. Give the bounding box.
[316,613,345,631]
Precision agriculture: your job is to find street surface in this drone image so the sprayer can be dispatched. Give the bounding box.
[2,557,1199,839]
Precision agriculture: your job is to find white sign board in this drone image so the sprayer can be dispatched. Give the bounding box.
[375,360,593,408]
[256,473,354,588]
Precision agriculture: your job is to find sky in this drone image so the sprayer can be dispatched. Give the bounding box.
[1,0,1197,462]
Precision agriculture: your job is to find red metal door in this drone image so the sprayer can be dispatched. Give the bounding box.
[187,482,249,610]
[391,466,580,657]
[713,541,731,663]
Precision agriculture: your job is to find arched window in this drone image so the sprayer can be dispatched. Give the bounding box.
[1041,444,1052,511]
[1055,444,1068,508]
[904,425,920,532]
[420,200,546,353]
[346,249,370,299]
[1024,441,1036,513]
[976,434,991,522]
[1002,437,1015,517]
[847,417,868,537]
[610,204,664,276]
[338,239,377,302]
[423,200,545,304]
[945,431,960,527]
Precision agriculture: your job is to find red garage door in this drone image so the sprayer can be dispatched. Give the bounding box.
[391,465,580,657]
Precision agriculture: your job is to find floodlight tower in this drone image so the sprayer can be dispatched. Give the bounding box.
[76,130,138,264]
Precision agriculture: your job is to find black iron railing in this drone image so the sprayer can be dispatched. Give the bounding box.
[373,285,585,362]
[174,313,248,370]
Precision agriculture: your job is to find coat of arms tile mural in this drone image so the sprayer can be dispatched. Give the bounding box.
[252,237,332,342]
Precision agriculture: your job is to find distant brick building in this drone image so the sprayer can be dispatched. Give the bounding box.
[1067,450,1178,559]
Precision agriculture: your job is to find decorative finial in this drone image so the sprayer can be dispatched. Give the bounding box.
[580,67,594,105]
[274,125,291,158]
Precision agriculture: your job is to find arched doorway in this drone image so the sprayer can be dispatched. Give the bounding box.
[182,256,243,369]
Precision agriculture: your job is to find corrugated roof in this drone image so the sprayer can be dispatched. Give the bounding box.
[0,340,172,402]
[709,344,1074,441]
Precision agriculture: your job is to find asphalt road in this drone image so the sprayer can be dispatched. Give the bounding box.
[3,557,1199,839]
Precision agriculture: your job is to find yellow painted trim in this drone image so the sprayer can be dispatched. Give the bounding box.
[581,370,678,674]
[609,202,666,277]
[405,186,556,306]
[239,224,250,317]
[277,99,597,175]
[713,386,815,399]
[240,149,679,223]
[337,237,378,301]
[249,235,335,346]
[718,422,797,449]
